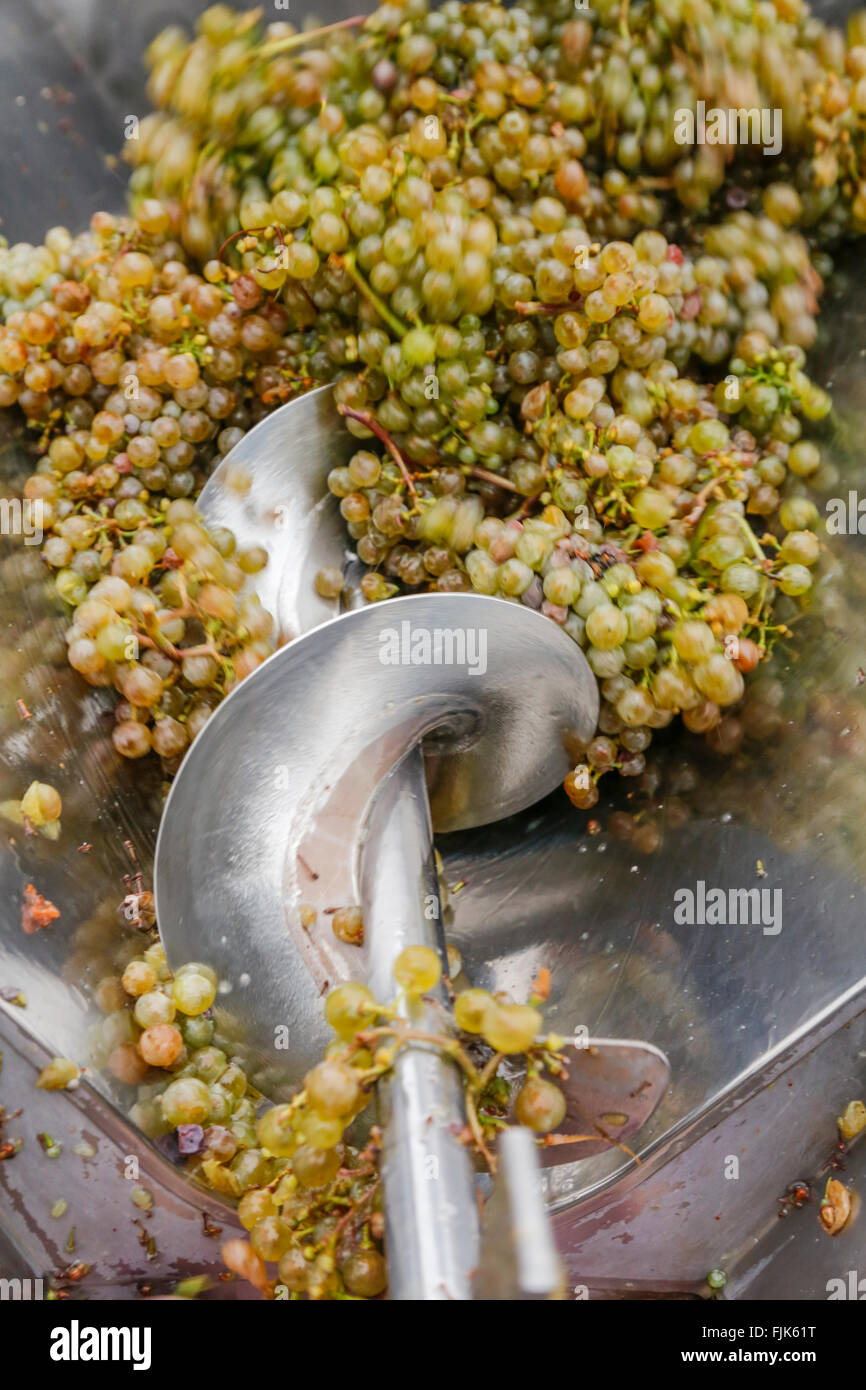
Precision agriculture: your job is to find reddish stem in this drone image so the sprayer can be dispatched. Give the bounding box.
[217,224,284,266]
[515,292,582,318]
[470,466,521,494]
[337,404,418,502]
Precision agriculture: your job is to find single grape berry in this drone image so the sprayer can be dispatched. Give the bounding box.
[161,1077,211,1127]
[304,1060,361,1119]
[238,1188,277,1231]
[341,1249,388,1298]
[324,982,376,1039]
[172,971,216,1017]
[454,988,494,1034]
[293,1143,343,1189]
[256,1104,298,1158]
[514,1077,567,1133]
[482,1003,542,1054]
[393,945,442,996]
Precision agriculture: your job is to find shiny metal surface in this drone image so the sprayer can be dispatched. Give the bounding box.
[0,999,245,1300]
[361,747,478,1300]
[193,385,666,1192]
[528,1038,670,1169]
[154,592,599,1094]
[194,385,606,1293]
[198,385,659,1291]
[443,816,866,1204]
[553,994,866,1297]
[197,385,351,641]
[475,1127,563,1301]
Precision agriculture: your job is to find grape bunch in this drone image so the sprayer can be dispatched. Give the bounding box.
[83,931,571,1300]
[319,219,829,795]
[0,209,292,763]
[0,0,854,803]
[129,0,866,250]
[94,0,847,793]
[521,0,866,240]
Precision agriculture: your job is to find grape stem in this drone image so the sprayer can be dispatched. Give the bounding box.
[328,1178,381,1252]
[541,1132,640,1164]
[512,493,539,522]
[515,293,582,317]
[469,465,521,494]
[136,632,219,664]
[217,223,284,267]
[737,515,772,567]
[337,404,419,501]
[465,1089,497,1171]
[256,15,367,61]
[682,464,734,530]
[476,1051,505,1090]
[332,252,409,339]
[356,1023,482,1087]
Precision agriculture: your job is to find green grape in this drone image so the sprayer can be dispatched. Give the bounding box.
[721,563,762,600]
[256,1105,298,1158]
[482,1003,542,1054]
[692,654,745,706]
[514,1077,566,1133]
[617,687,654,727]
[779,497,819,532]
[191,1046,228,1084]
[161,1077,211,1127]
[454,988,494,1034]
[585,604,628,651]
[297,1110,345,1150]
[787,440,821,477]
[673,621,716,664]
[250,1215,293,1262]
[238,1188,277,1231]
[632,488,674,530]
[278,1247,309,1293]
[341,1249,388,1298]
[293,1144,343,1189]
[777,563,813,596]
[393,945,442,996]
[778,531,819,566]
[304,1061,361,1119]
[134,991,175,1029]
[172,971,217,1017]
[324,983,376,1040]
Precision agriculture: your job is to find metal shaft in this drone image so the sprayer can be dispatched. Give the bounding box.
[359,745,479,1300]
[474,1127,564,1300]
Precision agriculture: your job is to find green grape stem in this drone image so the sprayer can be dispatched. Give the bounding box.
[333,252,409,339]
[256,15,367,62]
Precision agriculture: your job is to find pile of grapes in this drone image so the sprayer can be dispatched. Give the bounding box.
[3,0,866,1297]
[0,0,856,796]
[61,931,569,1299]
